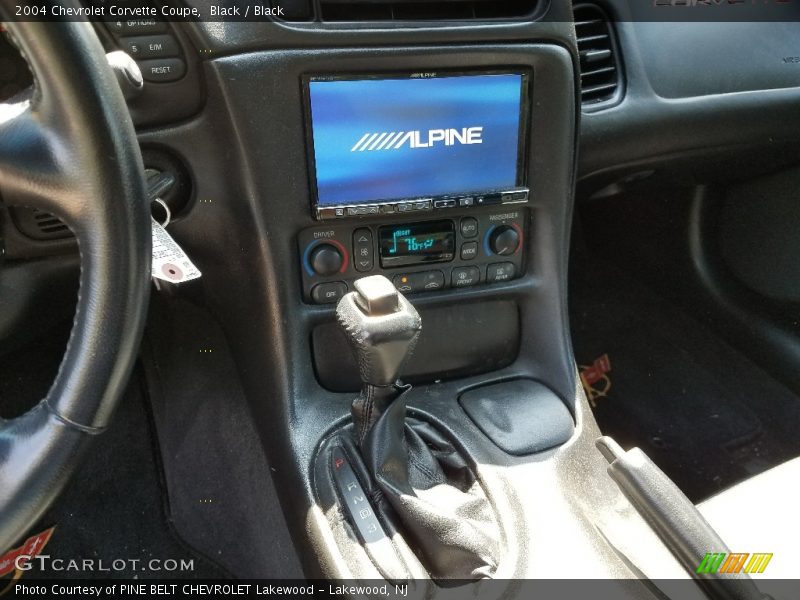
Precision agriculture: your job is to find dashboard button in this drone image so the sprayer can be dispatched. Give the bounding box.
[309,243,344,276]
[452,266,480,288]
[353,228,374,273]
[487,262,516,283]
[434,199,456,209]
[460,217,478,238]
[417,270,445,291]
[488,225,521,256]
[311,281,347,304]
[139,58,186,82]
[475,193,502,206]
[122,35,181,59]
[460,242,478,260]
[413,200,432,211]
[392,274,414,293]
[107,19,168,36]
[392,270,445,293]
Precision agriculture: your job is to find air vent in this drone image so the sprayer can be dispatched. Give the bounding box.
[574,3,622,107]
[10,207,72,241]
[319,0,538,22]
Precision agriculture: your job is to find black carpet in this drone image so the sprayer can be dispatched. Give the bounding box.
[141,295,304,580]
[570,256,800,502]
[2,300,304,581]
[27,376,229,579]
[1,322,225,579]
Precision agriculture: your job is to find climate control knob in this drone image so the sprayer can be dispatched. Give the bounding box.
[488,225,520,256]
[309,243,344,276]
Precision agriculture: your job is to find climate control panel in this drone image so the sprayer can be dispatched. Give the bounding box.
[298,210,527,304]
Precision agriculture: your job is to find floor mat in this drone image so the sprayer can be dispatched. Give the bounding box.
[141,295,304,579]
[8,369,228,579]
[570,257,800,502]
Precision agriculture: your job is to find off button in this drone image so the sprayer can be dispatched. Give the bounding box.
[311,281,347,304]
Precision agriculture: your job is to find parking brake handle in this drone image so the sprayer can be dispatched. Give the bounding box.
[597,436,768,600]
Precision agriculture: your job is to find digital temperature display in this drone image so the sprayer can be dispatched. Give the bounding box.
[378,220,455,268]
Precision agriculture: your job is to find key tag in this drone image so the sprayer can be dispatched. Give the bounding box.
[150,198,201,289]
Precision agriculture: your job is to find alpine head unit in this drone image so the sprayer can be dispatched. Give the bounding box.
[304,70,530,220]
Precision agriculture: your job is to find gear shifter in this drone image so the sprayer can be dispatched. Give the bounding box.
[336,275,422,443]
[336,275,499,580]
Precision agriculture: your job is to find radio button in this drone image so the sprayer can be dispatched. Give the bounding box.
[434,199,456,209]
[487,262,516,283]
[452,267,480,288]
[414,200,432,211]
[311,281,347,304]
[460,217,478,239]
[353,228,374,273]
[461,242,478,260]
[475,193,502,206]
[317,207,340,220]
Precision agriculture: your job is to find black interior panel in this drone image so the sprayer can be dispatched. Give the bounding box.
[313,300,520,391]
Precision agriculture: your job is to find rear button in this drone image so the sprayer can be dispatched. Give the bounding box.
[139,58,186,82]
[486,262,516,283]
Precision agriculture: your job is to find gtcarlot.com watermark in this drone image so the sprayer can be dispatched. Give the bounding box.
[14,555,194,573]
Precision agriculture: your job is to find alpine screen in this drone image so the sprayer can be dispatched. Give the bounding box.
[306,71,528,217]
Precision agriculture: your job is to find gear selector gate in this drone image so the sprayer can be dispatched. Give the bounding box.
[314,275,502,582]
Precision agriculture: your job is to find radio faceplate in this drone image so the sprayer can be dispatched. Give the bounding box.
[298,209,527,304]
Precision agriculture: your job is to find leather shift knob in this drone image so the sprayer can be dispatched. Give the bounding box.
[336,275,422,387]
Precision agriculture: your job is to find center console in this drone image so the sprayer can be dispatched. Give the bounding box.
[138,32,683,586]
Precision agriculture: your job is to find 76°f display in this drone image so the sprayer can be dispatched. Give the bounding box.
[378,221,455,268]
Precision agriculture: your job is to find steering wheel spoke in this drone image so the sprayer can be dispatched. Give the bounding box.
[0,98,74,213]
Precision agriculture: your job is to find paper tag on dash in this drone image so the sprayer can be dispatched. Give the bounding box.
[151,217,202,283]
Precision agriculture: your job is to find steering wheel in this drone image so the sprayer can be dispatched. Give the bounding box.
[0,14,151,549]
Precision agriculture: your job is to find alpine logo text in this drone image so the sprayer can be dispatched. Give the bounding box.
[351,127,483,152]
